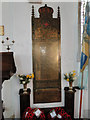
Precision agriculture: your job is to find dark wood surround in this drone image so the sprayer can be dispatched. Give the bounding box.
[0,52,16,83]
[32,4,61,103]
[0,52,16,120]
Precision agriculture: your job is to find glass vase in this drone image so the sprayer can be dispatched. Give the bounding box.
[69,82,73,91]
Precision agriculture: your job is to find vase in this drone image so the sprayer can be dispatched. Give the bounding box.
[23,84,27,94]
[69,82,73,91]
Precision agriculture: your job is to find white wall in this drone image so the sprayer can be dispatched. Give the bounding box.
[1,2,85,118]
[0,1,3,119]
[0,1,2,52]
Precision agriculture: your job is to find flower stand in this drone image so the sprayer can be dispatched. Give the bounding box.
[19,88,31,118]
[64,87,76,119]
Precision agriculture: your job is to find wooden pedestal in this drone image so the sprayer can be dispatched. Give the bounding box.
[19,88,31,118]
[64,87,76,119]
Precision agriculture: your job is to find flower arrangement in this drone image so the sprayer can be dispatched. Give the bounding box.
[64,71,76,83]
[18,73,34,85]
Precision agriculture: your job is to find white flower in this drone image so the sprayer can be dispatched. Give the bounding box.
[20,77,23,80]
[23,81,25,84]
[16,74,19,77]
[65,73,68,76]
[71,72,73,74]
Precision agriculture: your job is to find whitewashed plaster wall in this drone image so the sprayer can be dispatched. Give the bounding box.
[0,1,2,51]
[1,2,87,118]
[0,1,3,120]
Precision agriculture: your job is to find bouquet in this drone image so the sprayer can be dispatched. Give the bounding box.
[18,73,34,85]
[64,71,76,83]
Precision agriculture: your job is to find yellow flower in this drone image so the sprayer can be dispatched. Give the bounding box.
[67,78,69,82]
[26,75,30,78]
[29,75,32,79]
[73,73,76,76]
[73,70,76,73]
[66,73,68,76]
[32,73,34,78]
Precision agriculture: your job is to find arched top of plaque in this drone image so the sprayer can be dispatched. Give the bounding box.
[38,4,53,18]
[32,4,60,19]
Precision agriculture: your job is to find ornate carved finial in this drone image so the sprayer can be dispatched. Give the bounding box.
[58,6,60,18]
[45,4,47,7]
[38,4,53,18]
[32,5,34,17]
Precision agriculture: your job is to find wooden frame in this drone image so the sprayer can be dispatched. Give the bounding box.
[0,25,4,36]
[32,4,61,104]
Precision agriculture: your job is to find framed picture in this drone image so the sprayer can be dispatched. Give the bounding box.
[0,25,4,36]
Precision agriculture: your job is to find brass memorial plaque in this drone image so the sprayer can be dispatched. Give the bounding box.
[32,4,61,103]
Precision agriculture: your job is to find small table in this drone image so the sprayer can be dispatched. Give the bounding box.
[19,88,31,118]
[64,87,76,119]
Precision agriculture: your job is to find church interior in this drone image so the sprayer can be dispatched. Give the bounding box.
[0,0,90,120]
